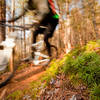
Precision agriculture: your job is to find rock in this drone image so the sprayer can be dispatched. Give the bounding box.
[70,95,77,100]
[23,95,32,100]
[70,94,84,100]
[55,80,63,88]
[50,78,55,85]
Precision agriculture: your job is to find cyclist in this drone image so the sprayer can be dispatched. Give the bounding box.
[32,0,59,57]
[0,0,59,57]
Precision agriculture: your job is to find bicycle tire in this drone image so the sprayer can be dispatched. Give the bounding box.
[0,72,14,88]
[50,45,58,58]
[0,62,19,88]
[41,44,58,59]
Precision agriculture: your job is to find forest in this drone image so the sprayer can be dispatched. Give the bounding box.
[0,0,100,100]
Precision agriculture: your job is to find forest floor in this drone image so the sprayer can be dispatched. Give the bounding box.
[39,74,89,100]
[0,57,89,100]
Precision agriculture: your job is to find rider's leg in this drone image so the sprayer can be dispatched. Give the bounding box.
[31,25,45,58]
[44,34,51,56]
[32,25,45,46]
[44,18,59,57]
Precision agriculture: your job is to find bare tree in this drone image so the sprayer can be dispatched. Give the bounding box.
[11,0,15,32]
[0,0,6,42]
[64,0,72,53]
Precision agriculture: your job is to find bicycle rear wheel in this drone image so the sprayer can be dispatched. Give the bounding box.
[0,69,14,88]
[42,44,58,59]
[30,41,58,66]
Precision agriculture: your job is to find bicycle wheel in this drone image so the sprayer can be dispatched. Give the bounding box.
[0,71,14,88]
[0,50,15,88]
[41,44,58,59]
[29,41,58,66]
[50,45,58,59]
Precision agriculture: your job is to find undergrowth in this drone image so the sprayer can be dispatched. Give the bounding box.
[62,40,100,100]
[6,40,100,100]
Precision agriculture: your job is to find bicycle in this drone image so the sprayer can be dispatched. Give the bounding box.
[0,24,58,88]
[22,40,58,66]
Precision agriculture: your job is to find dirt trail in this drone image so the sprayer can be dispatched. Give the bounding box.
[0,65,46,98]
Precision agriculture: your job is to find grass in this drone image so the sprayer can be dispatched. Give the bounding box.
[6,90,23,100]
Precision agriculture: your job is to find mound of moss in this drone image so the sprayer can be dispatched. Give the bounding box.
[62,40,100,100]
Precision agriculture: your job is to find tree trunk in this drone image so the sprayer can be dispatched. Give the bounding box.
[64,0,71,53]
[23,16,26,57]
[56,0,62,52]
[0,0,6,42]
[11,0,15,32]
[90,0,98,39]
[22,1,26,58]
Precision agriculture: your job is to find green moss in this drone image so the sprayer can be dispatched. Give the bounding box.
[91,84,100,100]
[6,90,23,100]
[62,40,100,99]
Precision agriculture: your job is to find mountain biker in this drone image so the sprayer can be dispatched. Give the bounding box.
[0,0,59,57]
[32,0,59,57]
